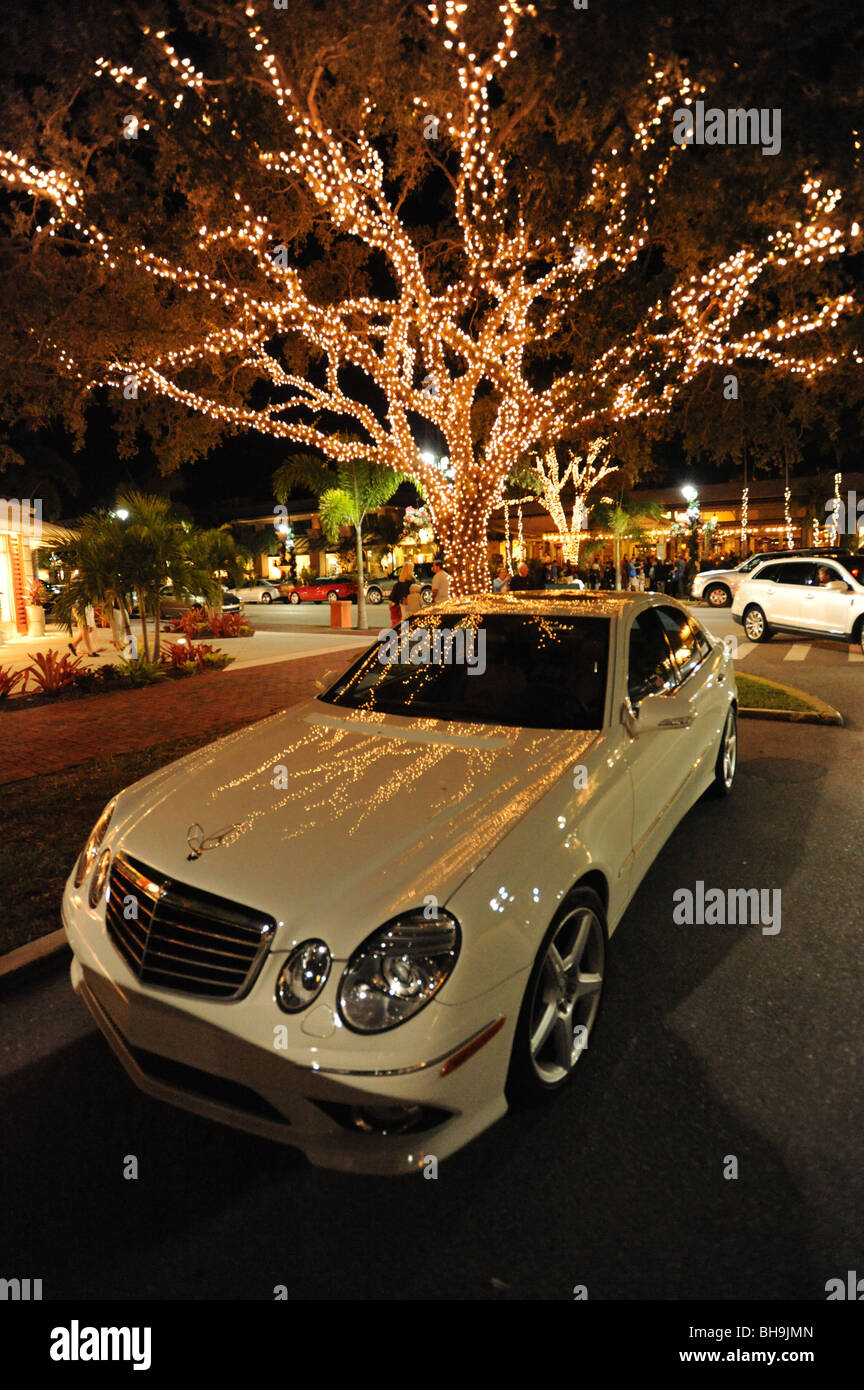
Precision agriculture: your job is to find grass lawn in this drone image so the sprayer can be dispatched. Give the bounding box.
[0,724,242,958]
[735,672,820,712]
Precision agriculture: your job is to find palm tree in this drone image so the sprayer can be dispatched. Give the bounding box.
[47,514,137,647]
[117,492,211,659]
[274,452,404,630]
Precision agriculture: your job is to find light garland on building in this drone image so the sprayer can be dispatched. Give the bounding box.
[827,472,843,544]
[0,1,858,593]
[784,485,794,549]
[740,486,749,553]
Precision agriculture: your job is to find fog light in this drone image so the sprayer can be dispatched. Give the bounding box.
[351,1103,426,1136]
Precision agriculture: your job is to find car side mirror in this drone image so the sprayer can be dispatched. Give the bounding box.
[622,689,695,736]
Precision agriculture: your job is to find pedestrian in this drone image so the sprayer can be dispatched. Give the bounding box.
[492,567,510,593]
[509,562,531,591]
[68,600,99,658]
[589,559,601,590]
[431,556,451,604]
[390,564,416,622]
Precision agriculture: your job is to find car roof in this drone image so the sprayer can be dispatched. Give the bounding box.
[434,591,672,617]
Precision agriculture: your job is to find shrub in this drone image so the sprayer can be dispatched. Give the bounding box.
[169,607,208,639]
[25,649,85,695]
[0,665,28,698]
[208,611,252,638]
[116,656,167,687]
[201,650,234,669]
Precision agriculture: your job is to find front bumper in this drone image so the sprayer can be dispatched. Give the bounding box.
[65,905,518,1175]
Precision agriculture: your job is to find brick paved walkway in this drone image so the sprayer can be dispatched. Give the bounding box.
[0,652,340,786]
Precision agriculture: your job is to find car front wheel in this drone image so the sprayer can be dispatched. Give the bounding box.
[261,591,272,604]
[289,592,301,605]
[507,887,606,1106]
[710,706,737,799]
[743,604,772,642]
[705,583,731,607]
[366,586,383,604]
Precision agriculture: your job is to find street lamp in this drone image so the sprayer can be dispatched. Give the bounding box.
[112,507,129,521]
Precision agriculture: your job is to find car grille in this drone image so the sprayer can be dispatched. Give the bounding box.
[105,852,275,1001]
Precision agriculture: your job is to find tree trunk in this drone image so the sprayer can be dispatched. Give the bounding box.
[437,501,492,597]
[152,596,161,660]
[354,525,368,630]
[138,593,150,662]
[614,536,622,590]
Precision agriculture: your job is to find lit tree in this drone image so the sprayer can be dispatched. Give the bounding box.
[0,1,859,593]
[508,439,614,565]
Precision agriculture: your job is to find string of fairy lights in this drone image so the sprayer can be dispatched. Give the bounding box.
[0,0,859,594]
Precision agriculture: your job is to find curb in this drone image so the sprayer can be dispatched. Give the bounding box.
[0,928,68,982]
[735,673,844,726]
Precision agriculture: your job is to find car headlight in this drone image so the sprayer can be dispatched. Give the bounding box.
[276,941,331,1013]
[88,849,111,908]
[338,910,460,1033]
[73,799,116,888]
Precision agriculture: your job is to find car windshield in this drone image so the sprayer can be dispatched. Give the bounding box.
[321,612,610,730]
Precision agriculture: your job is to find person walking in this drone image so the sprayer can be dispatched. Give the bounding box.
[68,601,99,658]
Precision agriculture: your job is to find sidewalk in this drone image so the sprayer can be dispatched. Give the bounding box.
[0,646,366,787]
[0,623,371,675]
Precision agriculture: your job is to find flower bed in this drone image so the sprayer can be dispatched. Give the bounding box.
[0,642,235,711]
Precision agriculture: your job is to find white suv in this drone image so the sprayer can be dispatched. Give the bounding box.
[731,556,864,650]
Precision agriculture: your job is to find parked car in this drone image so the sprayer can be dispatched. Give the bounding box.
[364,564,435,606]
[232,580,284,605]
[692,548,854,607]
[130,585,243,623]
[731,554,864,649]
[62,592,736,1175]
[278,576,358,604]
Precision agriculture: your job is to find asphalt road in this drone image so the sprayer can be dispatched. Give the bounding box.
[0,628,861,1301]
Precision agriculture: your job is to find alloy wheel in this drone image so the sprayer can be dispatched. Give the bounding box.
[744,607,765,641]
[529,906,605,1086]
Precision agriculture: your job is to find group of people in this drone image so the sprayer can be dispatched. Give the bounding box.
[489,553,698,596]
[389,558,451,621]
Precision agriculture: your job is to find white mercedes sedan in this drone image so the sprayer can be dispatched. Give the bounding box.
[62,593,737,1175]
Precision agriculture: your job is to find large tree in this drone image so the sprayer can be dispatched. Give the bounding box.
[0,0,859,592]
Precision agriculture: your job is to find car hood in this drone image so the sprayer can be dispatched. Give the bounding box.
[108,700,600,956]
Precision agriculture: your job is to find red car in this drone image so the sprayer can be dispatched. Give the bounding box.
[278,576,358,605]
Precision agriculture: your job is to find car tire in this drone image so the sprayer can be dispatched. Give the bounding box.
[853,616,864,656]
[743,604,772,642]
[506,887,607,1108]
[367,587,383,605]
[327,590,339,602]
[289,592,301,605]
[421,586,433,606]
[705,583,731,608]
[261,591,272,604]
[709,706,737,799]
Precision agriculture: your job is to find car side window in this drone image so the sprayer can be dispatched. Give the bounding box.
[774,562,819,586]
[751,563,782,582]
[656,606,712,683]
[627,610,678,704]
